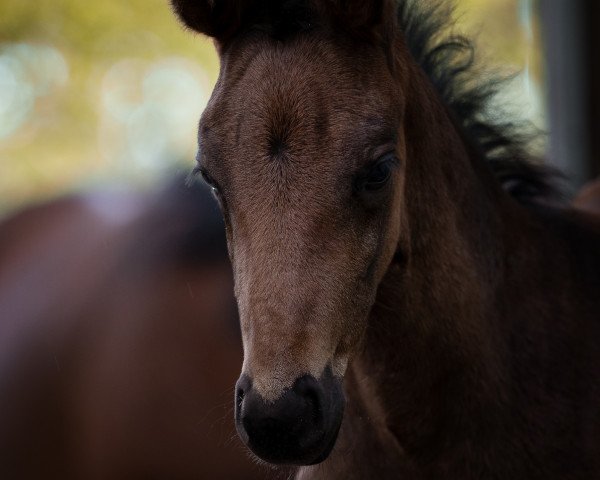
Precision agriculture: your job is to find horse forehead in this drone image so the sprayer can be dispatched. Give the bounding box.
[205,38,388,191]
[206,37,386,144]
[242,35,342,75]
[224,50,345,214]
[211,48,346,168]
[223,38,351,109]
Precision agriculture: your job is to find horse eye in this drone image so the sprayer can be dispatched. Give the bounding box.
[362,155,396,192]
[200,168,221,196]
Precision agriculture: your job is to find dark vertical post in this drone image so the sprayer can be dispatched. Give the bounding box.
[585,0,600,178]
[539,0,590,191]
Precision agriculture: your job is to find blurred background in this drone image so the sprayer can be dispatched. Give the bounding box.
[0,0,598,214]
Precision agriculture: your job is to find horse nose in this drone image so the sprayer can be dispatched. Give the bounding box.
[235,374,329,465]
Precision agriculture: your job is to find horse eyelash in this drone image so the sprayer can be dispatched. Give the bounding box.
[185,165,203,187]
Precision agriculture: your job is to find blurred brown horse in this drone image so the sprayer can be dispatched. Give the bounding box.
[0,179,268,479]
[574,177,600,214]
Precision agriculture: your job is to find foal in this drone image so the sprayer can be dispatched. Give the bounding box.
[171,1,600,478]
[574,178,600,215]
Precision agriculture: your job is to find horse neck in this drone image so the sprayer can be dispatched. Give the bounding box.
[350,63,528,460]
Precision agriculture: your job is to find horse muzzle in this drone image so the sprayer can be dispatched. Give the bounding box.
[234,365,345,466]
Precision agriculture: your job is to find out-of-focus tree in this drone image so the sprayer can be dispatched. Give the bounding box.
[0,0,217,212]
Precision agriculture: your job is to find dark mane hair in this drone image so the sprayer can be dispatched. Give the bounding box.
[397,0,565,204]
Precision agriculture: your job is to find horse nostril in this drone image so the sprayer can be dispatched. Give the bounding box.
[234,375,252,425]
[236,382,246,405]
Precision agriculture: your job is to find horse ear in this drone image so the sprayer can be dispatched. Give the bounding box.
[170,0,257,41]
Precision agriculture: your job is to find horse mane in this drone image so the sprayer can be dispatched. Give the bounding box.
[397,0,564,205]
